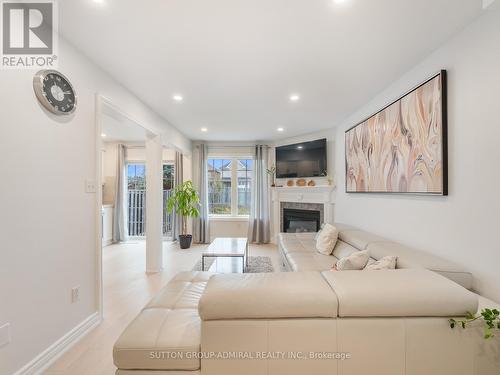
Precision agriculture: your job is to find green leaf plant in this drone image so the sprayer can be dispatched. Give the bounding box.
[266,164,276,186]
[166,180,200,236]
[449,308,500,339]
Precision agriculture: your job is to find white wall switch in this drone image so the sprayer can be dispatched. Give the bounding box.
[85,179,97,193]
[0,323,11,347]
[71,286,80,303]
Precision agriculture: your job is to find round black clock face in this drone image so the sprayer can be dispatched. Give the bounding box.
[33,70,77,115]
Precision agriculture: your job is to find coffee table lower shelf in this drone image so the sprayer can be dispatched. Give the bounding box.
[201,237,249,273]
[201,254,247,273]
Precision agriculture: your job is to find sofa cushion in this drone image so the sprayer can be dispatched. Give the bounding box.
[113,308,201,370]
[321,269,478,317]
[146,280,207,309]
[367,242,473,289]
[338,229,388,250]
[331,240,360,259]
[117,371,200,375]
[113,271,213,371]
[170,271,214,283]
[199,272,338,320]
[286,251,337,271]
[315,223,339,255]
[278,232,317,255]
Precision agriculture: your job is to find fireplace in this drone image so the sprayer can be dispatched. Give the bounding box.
[272,187,334,240]
[283,208,321,233]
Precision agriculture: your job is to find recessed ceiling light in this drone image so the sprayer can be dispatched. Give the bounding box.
[277,127,284,132]
[101,133,106,137]
[297,145,303,150]
[201,127,208,132]
[289,94,300,102]
[173,94,183,102]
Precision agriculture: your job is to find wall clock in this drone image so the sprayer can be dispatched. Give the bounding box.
[33,70,77,115]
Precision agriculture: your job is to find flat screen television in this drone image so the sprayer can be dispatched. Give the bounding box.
[276,138,327,178]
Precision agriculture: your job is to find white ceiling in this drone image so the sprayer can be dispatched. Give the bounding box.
[60,0,485,141]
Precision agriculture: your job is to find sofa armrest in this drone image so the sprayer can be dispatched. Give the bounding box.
[198,272,337,320]
[321,269,478,317]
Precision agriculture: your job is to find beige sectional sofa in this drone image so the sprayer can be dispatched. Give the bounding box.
[113,271,213,374]
[113,225,500,375]
[279,223,473,289]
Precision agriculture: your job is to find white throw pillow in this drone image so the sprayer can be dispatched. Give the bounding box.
[336,250,370,271]
[364,256,397,270]
[315,223,338,255]
[314,223,326,241]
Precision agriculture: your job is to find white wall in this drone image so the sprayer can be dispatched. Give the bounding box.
[334,9,500,302]
[210,219,249,241]
[0,36,191,374]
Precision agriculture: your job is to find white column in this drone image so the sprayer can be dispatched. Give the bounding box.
[145,134,163,272]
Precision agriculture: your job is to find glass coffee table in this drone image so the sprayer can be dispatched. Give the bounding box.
[202,237,248,273]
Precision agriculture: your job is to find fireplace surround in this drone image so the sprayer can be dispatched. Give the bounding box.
[271,186,335,242]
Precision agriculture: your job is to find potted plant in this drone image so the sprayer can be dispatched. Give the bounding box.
[266,164,277,187]
[166,180,200,249]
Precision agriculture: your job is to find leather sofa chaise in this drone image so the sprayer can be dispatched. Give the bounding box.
[113,225,499,375]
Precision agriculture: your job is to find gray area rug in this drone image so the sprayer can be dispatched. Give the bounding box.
[192,256,274,273]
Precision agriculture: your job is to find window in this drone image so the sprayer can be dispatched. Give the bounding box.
[208,159,232,214]
[163,164,174,190]
[127,163,146,190]
[208,158,253,216]
[163,163,175,237]
[127,163,146,236]
[237,159,252,215]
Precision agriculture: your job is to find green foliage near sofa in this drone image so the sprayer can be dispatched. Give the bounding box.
[166,180,200,236]
[449,308,500,339]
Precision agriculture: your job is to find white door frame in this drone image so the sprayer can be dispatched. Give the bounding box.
[94,94,158,317]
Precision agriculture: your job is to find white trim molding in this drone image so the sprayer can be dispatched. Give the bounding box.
[13,312,101,375]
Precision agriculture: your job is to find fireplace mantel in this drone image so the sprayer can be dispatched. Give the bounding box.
[271,185,336,243]
[271,185,336,204]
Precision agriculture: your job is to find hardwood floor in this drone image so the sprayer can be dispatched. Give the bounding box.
[44,240,280,374]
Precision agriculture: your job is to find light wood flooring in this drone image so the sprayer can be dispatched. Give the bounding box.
[44,240,280,374]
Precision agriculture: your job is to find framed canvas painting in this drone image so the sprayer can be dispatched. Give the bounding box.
[345,70,448,195]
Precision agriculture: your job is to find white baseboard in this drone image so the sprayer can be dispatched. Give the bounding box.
[13,312,101,375]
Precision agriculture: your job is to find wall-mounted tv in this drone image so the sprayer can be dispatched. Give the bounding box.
[276,138,327,178]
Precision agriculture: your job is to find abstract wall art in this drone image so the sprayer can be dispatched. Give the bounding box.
[345,70,448,195]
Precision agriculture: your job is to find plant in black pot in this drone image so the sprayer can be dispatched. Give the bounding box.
[166,180,200,249]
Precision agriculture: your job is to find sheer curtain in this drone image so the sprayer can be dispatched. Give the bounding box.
[113,144,128,242]
[193,144,210,243]
[172,151,183,240]
[248,145,271,244]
